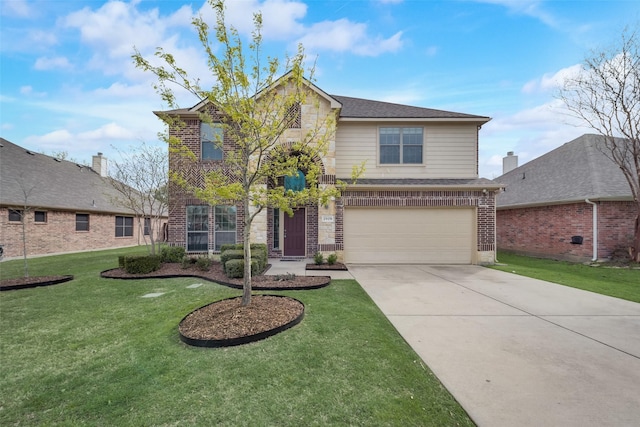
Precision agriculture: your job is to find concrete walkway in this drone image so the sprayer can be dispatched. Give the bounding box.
[348,264,640,427]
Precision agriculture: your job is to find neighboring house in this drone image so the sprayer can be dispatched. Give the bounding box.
[495,134,635,261]
[0,138,167,259]
[158,78,502,264]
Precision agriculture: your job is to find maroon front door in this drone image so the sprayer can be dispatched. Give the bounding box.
[284,208,306,256]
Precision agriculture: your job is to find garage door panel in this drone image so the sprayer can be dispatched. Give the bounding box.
[344,208,474,264]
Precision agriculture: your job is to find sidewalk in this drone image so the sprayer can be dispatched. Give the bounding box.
[266,258,355,280]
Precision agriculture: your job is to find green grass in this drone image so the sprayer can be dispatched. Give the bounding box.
[0,247,473,426]
[489,251,640,303]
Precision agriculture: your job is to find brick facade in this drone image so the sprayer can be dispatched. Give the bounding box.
[496,201,636,261]
[1,208,152,259]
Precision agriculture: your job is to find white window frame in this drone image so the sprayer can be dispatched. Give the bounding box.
[379,127,424,165]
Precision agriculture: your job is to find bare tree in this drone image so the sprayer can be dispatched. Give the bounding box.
[108,143,168,255]
[12,173,38,277]
[558,26,640,262]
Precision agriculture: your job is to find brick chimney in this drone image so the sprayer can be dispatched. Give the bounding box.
[503,151,518,174]
[92,152,108,177]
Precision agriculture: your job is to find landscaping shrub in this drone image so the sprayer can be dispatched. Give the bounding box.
[180,256,191,269]
[118,255,126,268]
[224,258,260,278]
[327,253,338,265]
[314,252,324,265]
[221,249,244,265]
[252,247,267,268]
[160,246,186,263]
[220,243,267,278]
[220,243,242,253]
[195,256,211,271]
[123,255,161,274]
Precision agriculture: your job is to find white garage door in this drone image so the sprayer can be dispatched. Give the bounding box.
[343,208,475,264]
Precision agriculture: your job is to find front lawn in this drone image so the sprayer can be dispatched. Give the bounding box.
[489,251,640,303]
[0,247,472,426]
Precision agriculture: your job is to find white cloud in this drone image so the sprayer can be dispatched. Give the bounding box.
[522,64,582,94]
[479,97,594,178]
[78,123,135,141]
[211,0,307,40]
[34,56,72,70]
[199,0,404,56]
[298,19,403,56]
[1,0,33,18]
[19,85,47,97]
[471,0,558,28]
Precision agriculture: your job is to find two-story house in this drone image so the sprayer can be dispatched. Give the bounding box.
[157,77,501,264]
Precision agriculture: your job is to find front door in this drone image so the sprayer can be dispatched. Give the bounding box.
[284,208,306,256]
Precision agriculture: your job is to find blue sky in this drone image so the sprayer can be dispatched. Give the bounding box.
[1,0,637,178]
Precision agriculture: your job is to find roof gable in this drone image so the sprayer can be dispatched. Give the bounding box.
[495,134,632,208]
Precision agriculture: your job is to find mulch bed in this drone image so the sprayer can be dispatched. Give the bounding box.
[305,262,348,271]
[102,262,321,346]
[100,261,330,290]
[178,295,304,347]
[0,275,74,291]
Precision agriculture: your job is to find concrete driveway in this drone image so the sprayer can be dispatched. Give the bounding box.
[348,264,640,427]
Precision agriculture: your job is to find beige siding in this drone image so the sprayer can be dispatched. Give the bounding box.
[335,122,478,179]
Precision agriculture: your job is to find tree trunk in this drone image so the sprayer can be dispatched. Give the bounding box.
[21,216,29,278]
[242,198,252,306]
[631,207,640,263]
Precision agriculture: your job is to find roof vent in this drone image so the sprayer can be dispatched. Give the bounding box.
[26,150,35,156]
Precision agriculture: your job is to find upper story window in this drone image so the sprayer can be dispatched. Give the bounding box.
[379,127,423,164]
[201,122,224,160]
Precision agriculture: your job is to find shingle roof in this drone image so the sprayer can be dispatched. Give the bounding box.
[0,138,134,214]
[495,134,633,208]
[156,94,490,122]
[331,95,490,121]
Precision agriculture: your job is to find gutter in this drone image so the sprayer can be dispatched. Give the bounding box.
[585,199,598,261]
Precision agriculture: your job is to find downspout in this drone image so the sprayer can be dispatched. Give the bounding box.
[585,199,598,261]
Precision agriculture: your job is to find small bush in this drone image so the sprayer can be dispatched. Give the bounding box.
[196,256,211,271]
[273,273,296,281]
[123,255,161,274]
[118,255,126,269]
[221,249,244,265]
[220,243,242,253]
[224,258,260,278]
[180,256,191,269]
[314,252,324,265]
[160,246,186,263]
[327,253,338,265]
